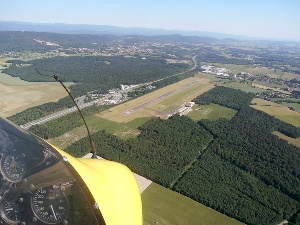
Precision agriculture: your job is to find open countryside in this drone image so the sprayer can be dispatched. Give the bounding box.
[142,183,244,225]
[0,72,73,118]
[1,29,300,225]
[251,98,300,126]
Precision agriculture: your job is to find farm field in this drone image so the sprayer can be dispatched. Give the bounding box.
[142,183,245,225]
[251,98,300,126]
[188,103,237,121]
[0,72,74,118]
[97,76,214,123]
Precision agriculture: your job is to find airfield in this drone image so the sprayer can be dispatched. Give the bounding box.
[97,75,214,123]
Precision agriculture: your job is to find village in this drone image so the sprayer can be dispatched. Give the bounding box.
[201,64,300,100]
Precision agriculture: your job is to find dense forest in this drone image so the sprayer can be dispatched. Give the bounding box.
[193,86,255,110]
[63,86,300,225]
[174,149,299,225]
[200,107,300,201]
[0,31,115,52]
[4,55,191,97]
[65,116,213,186]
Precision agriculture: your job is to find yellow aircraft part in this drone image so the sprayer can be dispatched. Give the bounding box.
[49,144,142,225]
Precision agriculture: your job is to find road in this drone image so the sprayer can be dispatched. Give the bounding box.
[20,98,104,130]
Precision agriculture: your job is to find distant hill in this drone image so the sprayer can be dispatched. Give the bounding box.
[0,21,254,40]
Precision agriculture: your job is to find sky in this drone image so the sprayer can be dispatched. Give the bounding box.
[0,0,300,41]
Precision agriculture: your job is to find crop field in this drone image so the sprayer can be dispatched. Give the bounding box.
[251,98,300,126]
[97,77,214,123]
[142,183,245,225]
[188,103,237,121]
[0,72,74,118]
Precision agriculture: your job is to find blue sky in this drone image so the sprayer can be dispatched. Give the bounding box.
[0,0,299,40]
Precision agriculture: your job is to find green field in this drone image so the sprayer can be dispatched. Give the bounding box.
[188,103,237,121]
[209,63,287,80]
[49,116,151,149]
[254,80,286,89]
[88,115,151,138]
[217,80,265,93]
[274,115,300,126]
[160,83,207,107]
[142,183,245,225]
[282,102,300,112]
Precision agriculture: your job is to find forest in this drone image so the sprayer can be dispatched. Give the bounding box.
[62,86,300,225]
[4,55,191,97]
[193,86,255,110]
[65,116,213,187]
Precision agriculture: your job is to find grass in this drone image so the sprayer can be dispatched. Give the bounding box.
[142,183,245,225]
[218,80,266,93]
[273,131,300,148]
[188,103,237,121]
[282,72,300,80]
[0,79,74,118]
[282,102,300,112]
[49,116,151,149]
[274,115,300,126]
[159,82,210,109]
[253,81,286,89]
[210,63,274,74]
[251,98,300,126]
